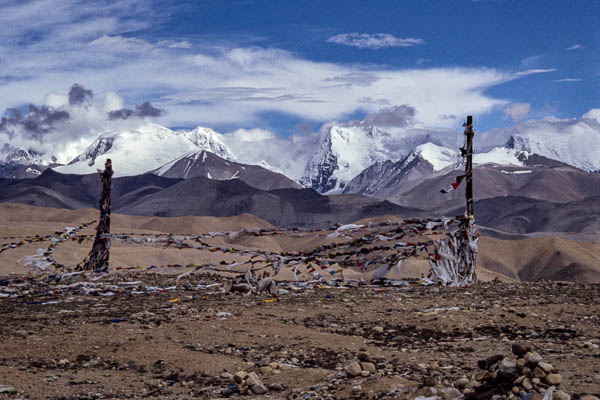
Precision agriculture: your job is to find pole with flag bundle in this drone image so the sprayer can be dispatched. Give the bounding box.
[464,116,474,217]
[428,116,478,286]
[77,159,113,272]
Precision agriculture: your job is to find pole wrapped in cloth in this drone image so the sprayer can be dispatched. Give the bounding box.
[427,219,478,286]
[78,159,113,272]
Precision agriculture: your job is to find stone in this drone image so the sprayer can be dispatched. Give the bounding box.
[251,383,267,395]
[538,361,554,373]
[357,351,371,362]
[220,372,233,380]
[512,386,520,394]
[345,361,362,377]
[360,362,376,374]
[360,370,370,377]
[259,366,272,374]
[579,396,600,400]
[257,277,273,292]
[269,383,285,391]
[499,359,518,376]
[533,366,547,378]
[0,385,17,394]
[440,387,462,400]
[373,326,384,333]
[455,377,470,388]
[545,374,562,386]
[478,354,504,371]
[231,283,251,293]
[512,343,533,356]
[522,377,533,390]
[475,370,493,381]
[247,372,267,395]
[234,370,248,384]
[524,352,542,367]
[352,384,362,393]
[553,390,570,400]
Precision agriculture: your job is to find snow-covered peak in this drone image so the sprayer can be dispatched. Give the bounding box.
[412,143,460,171]
[473,147,529,166]
[503,117,600,172]
[1,147,57,166]
[181,126,233,161]
[300,125,400,193]
[54,123,202,177]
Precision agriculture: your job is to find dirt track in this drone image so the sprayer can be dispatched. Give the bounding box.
[0,274,599,399]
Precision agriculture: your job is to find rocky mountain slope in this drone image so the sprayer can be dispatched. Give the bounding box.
[152,150,300,191]
[399,162,600,211]
[342,143,461,199]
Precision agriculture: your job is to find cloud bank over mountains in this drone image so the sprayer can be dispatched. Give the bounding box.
[2,80,600,179]
[0,84,165,164]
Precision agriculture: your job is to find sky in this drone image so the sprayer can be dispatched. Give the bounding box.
[0,0,598,165]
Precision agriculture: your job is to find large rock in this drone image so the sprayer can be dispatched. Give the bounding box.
[345,361,362,377]
[545,373,562,386]
[512,343,533,356]
[524,351,542,367]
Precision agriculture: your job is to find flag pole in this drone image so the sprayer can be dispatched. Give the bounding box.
[464,116,474,218]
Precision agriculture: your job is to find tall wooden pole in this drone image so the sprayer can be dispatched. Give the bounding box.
[78,159,113,272]
[464,116,474,217]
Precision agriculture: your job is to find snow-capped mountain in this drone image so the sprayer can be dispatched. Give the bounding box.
[504,117,600,172]
[54,123,234,177]
[180,127,233,161]
[299,125,440,193]
[341,143,579,205]
[0,147,59,178]
[342,143,461,200]
[151,149,300,191]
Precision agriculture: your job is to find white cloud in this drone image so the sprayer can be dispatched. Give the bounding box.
[103,92,125,112]
[566,44,584,51]
[158,40,192,49]
[503,102,530,123]
[514,68,557,77]
[89,35,155,52]
[222,128,319,180]
[582,109,600,122]
[552,78,582,83]
[326,33,425,49]
[0,84,160,164]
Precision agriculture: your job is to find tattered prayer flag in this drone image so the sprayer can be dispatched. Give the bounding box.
[440,174,466,194]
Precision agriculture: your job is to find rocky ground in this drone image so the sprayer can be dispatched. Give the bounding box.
[0,274,599,399]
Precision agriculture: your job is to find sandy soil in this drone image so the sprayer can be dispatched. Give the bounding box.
[0,274,599,399]
[1,204,599,399]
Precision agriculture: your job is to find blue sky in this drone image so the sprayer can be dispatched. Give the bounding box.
[0,0,597,137]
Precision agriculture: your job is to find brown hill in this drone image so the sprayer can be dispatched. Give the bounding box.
[399,165,600,210]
